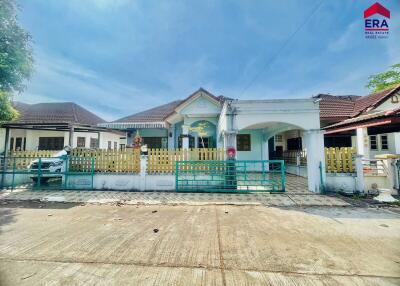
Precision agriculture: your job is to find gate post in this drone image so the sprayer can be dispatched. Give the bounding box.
[304,129,326,193]
[139,154,148,191]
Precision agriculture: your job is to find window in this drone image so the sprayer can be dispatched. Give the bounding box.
[287,137,302,151]
[15,137,23,151]
[114,142,118,150]
[370,135,377,150]
[275,135,283,143]
[90,138,98,149]
[77,137,86,148]
[23,137,26,151]
[198,137,209,148]
[381,135,388,150]
[38,137,64,150]
[237,134,251,151]
[107,141,112,150]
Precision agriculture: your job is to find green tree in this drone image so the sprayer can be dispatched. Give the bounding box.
[0,0,33,121]
[366,63,400,92]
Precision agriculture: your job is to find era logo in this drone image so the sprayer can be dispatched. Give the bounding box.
[364,2,390,39]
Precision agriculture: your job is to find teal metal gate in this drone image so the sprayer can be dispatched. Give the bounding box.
[0,155,95,190]
[176,160,285,193]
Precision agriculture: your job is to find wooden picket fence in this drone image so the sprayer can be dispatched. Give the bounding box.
[70,148,141,173]
[6,150,60,169]
[147,148,225,174]
[325,147,356,173]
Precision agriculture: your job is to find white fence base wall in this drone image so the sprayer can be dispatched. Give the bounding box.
[325,173,357,193]
[66,174,177,191]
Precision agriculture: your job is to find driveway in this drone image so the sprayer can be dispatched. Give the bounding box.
[0,201,399,285]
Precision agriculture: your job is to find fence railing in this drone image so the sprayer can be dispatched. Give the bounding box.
[70,148,141,173]
[148,148,225,174]
[7,150,61,168]
[325,147,356,173]
[362,159,388,176]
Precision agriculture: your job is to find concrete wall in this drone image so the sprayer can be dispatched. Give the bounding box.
[325,173,357,193]
[236,129,263,161]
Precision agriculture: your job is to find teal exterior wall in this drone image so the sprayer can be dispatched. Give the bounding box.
[236,129,263,160]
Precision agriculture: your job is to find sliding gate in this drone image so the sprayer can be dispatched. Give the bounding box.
[176,160,285,193]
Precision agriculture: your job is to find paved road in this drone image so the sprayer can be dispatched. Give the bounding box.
[0,202,399,285]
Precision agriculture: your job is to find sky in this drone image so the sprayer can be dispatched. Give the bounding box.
[16,0,400,121]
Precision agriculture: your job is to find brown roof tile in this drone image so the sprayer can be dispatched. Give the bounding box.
[12,102,106,126]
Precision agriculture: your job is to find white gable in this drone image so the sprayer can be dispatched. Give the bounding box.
[374,91,400,111]
[179,94,221,115]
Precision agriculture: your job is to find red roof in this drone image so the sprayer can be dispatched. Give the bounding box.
[316,84,400,120]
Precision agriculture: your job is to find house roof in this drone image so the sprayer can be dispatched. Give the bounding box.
[112,88,226,125]
[316,84,400,120]
[11,101,106,126]
[315,94,360,120]
[324,107,400,134]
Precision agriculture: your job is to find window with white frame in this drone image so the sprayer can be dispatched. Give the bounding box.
[107,141,112,150]
[369,135,377,150]
[275,135,283,143]
[77,137,86,148]
[90,138,98,149]
[381,135,388,150]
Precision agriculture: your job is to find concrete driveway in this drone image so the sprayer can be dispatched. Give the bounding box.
[0,202,399,285]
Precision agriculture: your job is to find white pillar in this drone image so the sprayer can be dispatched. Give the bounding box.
[304,129,326,193]
[356,127,370,158]
[394,132,400,154]
[182,125,189,149]
[354,155,365,193]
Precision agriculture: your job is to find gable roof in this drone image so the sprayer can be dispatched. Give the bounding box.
[316,84,400,121]
[352,85,400,116]
[11,101,106,126]
[113,100,183,123]
[112,88,226,125]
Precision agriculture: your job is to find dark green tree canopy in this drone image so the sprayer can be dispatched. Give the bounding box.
[366,63,400,93]
[0,0,33,121]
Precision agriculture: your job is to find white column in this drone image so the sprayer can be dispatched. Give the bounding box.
[394,132,400,154]
[304,129,326,193]
[354,155,365,193]
[262,139,269,160]
[262,138,269,171]
[168,125,175,150]
[356,127,370,158]
[182,125,189,149]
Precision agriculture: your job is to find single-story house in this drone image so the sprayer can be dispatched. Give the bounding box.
[0,102,125,153]
[317,84,400,158]
[100,88,325,192]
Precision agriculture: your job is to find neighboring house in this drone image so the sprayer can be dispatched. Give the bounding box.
[317,84,400,158]
[0,102,125,153]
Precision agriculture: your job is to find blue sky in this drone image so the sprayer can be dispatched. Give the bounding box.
[17,0,399,121]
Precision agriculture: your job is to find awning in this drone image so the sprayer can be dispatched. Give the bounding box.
[325,117,400,134]
[98,122,167,129]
